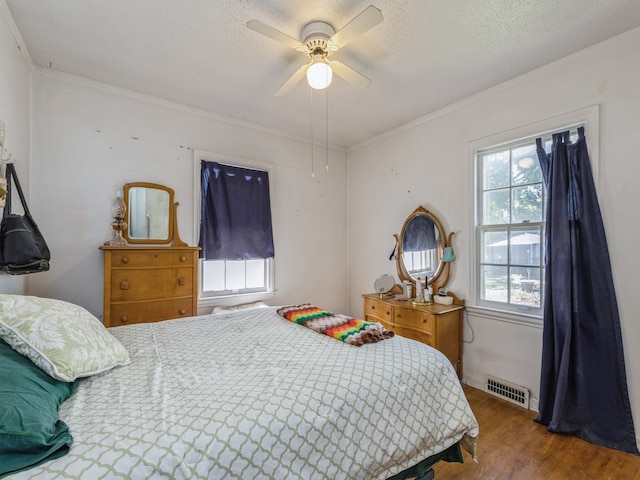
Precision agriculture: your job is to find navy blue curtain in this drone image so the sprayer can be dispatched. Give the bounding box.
[402,215,437,252]
[535,127,638,454]
[199,161,274,260]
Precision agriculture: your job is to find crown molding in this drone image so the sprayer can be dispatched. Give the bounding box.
[0,0,33,69]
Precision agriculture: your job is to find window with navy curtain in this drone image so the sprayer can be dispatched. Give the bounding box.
[199,161,274,261]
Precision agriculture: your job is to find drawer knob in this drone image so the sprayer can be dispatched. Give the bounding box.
[178,278,186,286]
[179,309,186,315]
[371,305,375,310]
[180,256,186,262]
[120,316,128,323]
[120,281,130,290]
[121,257,129,264]
[422,318,428,323]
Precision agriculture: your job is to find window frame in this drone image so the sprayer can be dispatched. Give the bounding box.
[193,150,276,309]
[468,106,599,325]
[475,138,547,316]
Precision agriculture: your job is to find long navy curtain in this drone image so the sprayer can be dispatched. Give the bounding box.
[199,161,274,260]
[535,127,638,454]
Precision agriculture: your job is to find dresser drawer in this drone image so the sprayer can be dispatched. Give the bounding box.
[393,325,434,347]
[110,267,194,302]
[364,297,392,323]
[109,298,194,326]
[376,318,394,332]
[110,250,194,268]
[394,306,434,333]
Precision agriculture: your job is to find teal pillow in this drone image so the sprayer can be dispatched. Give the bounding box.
[0,339,78,478]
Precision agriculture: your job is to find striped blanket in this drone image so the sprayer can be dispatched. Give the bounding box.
[276,304,394,346]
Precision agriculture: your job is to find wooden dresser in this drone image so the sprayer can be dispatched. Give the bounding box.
[363,293,464,377]
[100,245,199,327]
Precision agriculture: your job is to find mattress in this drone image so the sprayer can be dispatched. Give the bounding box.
[7,307,478,479]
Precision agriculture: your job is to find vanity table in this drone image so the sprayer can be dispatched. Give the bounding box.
[100,183,199,327]
[365,205,464,377]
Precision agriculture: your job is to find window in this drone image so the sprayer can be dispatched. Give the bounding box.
[475,128,581,314]
[195,153,275,305]
[201,258,273,297]
[471,106,598,320]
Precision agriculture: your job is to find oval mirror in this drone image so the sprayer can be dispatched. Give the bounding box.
[395,206,446,285]
[123,182,174,244]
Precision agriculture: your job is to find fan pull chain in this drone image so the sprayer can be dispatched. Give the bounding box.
[310,87,330,177]
[325,88,329,173]
[310,87,315,178]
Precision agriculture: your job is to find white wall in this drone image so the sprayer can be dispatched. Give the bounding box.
[347,27,640,446]
[0,2,31,294]
[27,71,349,317]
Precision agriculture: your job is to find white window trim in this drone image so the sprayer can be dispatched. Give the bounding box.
[465,305,544,329]
[468,105,599,324]
[193,150,276,309]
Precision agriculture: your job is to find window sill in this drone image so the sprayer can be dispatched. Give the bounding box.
[466,305,543,329]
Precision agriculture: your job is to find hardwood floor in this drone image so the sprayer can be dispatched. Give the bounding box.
[432,385,640,480]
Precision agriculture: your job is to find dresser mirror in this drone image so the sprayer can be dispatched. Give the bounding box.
[394,205,458,298]
[123,182,185,245]
[394,206,445,284]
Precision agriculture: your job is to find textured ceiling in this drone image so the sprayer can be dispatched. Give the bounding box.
[5,0,640,148]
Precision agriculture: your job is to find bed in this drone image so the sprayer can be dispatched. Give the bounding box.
[0,295,478,479]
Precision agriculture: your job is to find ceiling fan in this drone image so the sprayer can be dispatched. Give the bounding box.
[246,5,383,96]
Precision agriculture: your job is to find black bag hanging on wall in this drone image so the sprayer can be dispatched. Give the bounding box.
[0,163,50,274]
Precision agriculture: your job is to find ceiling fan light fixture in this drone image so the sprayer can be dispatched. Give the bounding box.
[307,55,332,90]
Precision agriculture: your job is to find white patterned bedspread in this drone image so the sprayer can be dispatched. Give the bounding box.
[9,307,478,480]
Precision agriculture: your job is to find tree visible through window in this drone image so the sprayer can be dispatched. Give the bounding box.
[477,138,548,312]
[476,128,582,313]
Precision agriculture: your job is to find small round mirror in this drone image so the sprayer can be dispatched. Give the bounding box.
[374,274,395,297]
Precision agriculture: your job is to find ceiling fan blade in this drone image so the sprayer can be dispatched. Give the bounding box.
[246,19,304,50]
[330,5,383,49]
[275,63,309,96]
[330,61,371,89]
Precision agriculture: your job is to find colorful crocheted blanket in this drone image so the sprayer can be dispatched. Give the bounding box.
[276,304,394,346]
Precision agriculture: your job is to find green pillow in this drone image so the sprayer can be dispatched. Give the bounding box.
[0,294,130,382]
[0,339,78,478]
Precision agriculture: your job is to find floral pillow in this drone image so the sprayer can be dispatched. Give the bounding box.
[0,294,130,382]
